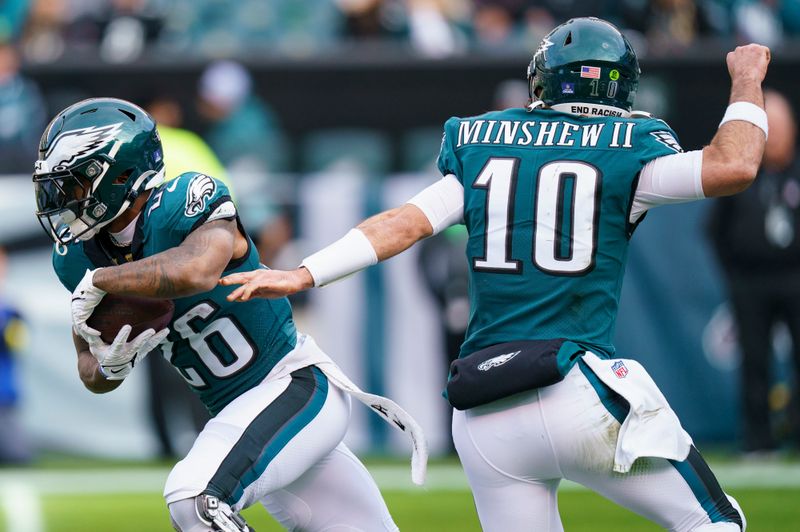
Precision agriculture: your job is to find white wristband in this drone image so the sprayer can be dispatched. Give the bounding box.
[719,101,768,138]
[300,229,378,287]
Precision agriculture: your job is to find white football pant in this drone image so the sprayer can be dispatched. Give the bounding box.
[452,362,745,532]
[164,365,397,531]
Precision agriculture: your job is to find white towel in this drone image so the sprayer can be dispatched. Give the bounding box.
[267,333,428,485]
[582,351,692,473]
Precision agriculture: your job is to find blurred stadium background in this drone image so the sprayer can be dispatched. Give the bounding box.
[1,0,800,530]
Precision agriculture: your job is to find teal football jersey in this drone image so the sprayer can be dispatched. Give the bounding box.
[53,172,297,415]
[437,107,682,363]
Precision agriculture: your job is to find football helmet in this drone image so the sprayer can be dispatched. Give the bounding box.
[33,97,165,245]
[527,17,639,116]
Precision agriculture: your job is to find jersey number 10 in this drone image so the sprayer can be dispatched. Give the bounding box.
[472,157,600,276]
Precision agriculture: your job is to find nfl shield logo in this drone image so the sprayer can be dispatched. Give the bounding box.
[612,360,628,378]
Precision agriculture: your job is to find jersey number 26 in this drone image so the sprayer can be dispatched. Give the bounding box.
[161,301,256,388]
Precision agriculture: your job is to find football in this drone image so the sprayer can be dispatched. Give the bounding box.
[86,294,175,344]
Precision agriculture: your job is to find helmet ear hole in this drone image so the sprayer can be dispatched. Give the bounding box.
[564,32,572,45]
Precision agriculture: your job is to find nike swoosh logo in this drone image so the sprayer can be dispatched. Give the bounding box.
[167,177,181,192]
[108,367,125,374]
[71,297,85,302]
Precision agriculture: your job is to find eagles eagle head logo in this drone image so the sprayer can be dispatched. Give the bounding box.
[41,123,123,171]
[185,174,216,217]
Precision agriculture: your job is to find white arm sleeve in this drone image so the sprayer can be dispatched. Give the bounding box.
[406,174,465,235]
[300,229,378,287]
[300,175,465,287]
[630,150,705,223]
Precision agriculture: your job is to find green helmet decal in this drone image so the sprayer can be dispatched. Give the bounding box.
[33,97,165,245]
[527,17,640,116]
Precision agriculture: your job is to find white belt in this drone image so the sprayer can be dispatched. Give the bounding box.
[268,333,428,485]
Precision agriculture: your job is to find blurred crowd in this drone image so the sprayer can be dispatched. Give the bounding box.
[0,0,798,64]
[0,0,794,174]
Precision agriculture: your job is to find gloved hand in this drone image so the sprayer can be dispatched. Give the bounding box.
[89,325,169,380]
[71,268,106,341]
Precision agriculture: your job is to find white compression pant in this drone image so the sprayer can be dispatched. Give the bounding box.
[164,365,397,531]
[452,362,745,532]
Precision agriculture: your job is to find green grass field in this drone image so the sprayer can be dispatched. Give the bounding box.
[2,460,799,531]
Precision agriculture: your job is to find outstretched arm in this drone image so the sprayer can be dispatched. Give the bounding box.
[221,204,435,301]
[628,44,772,221]
[358,204,435,260]
[701,44,771,197]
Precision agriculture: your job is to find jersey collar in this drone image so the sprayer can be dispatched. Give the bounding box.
[108,213,140,247]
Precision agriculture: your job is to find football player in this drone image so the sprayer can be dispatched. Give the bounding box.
[221,18,768,531]
[33,98,426,531]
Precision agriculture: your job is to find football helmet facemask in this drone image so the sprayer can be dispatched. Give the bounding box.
[33,97,165,245]
[527,17,640,117]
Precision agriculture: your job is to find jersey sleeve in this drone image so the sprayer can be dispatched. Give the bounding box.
[52,243,94,293]
[436,117,464,182]
[145,172,237,251]
[635,118,684,166]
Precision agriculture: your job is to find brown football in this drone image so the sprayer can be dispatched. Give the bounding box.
[86,294,175,344]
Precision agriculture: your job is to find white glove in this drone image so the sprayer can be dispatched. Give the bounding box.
[90,325,169,380]
[72,268,107,341]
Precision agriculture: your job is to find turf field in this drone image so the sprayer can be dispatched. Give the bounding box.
[1,460,798,531]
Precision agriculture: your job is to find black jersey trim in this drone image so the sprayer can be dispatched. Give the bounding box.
[224,217,252,273]
[81,238,116,268]
[625,169,646,239]
[203,366,328,505]
[129,211,146,260]
[189,195,236,233]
